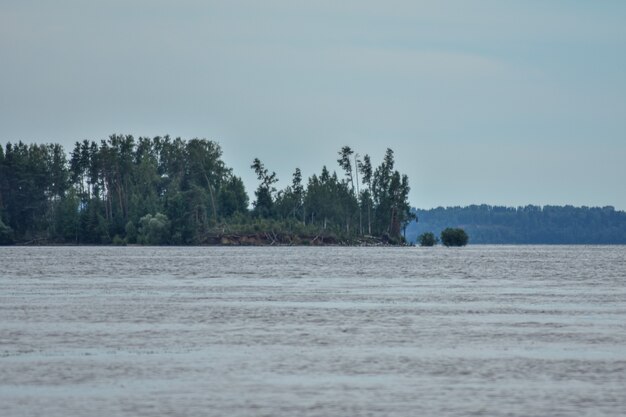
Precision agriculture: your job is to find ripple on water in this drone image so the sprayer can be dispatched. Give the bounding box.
[1,245,625,417]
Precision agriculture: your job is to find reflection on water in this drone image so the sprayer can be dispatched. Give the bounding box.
[1,246,625,416]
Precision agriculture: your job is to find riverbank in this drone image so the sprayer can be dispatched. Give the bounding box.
[204,232,397,246]
[9,232,406,247]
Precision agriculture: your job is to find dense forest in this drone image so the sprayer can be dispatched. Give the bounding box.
[0,136,414,245]
[407,205,626,244]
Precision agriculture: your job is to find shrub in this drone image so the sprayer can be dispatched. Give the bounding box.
[418,232,437,246]
[0,218,14,245]
[112,235,126,246]
[138,213,171,245]
[441,228,469,247]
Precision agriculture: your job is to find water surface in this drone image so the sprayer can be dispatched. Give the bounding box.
[1,246,625,416]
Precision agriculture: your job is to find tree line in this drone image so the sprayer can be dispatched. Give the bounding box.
[0,136,414,245]
[407,204,626,244]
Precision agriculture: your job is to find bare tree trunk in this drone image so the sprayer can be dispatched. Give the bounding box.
[116,183,124,216]
[203,172,218,224]
[355,154,362,235]
[368,203,371,235]
[107,180,113,222]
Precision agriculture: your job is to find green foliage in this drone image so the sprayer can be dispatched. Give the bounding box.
[418,232,437,247]
[274,168,305,222]
[125,221,137,244]
[253,186,274,218]
[1,136,415,245]
[0,142,66,238]
[138,213,171,245]
[0,218,13,245]
[219,176,249,217]
[251,158,278,218]
[337,146,355,192]
[50,189,79,242]
[304,166,356,233]
[441,228,469,247]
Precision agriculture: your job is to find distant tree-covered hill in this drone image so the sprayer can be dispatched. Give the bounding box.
[407,205,626,244]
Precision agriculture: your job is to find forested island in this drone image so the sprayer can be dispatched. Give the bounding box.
[0,135,414,245]
[407,205,626,244]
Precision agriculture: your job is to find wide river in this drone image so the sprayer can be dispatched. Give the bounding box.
[1,246,625,416]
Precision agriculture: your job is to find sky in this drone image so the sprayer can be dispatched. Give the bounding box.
[1,1,625,209]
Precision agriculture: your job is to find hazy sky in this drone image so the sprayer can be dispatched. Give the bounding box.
[1,1,625,209]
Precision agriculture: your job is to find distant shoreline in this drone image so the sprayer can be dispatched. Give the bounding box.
[6,241,626,247]
[6,232,406,247]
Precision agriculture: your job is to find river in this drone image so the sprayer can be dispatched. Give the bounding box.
[1,246,625,416]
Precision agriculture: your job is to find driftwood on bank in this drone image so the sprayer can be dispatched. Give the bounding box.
[200,231,389,246]
[8,230,398,247]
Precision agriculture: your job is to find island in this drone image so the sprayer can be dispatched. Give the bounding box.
[0,136,414,245]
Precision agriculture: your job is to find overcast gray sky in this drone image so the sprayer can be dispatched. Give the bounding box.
[1,1,625,209]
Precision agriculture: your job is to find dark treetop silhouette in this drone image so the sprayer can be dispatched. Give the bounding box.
[0,135,414,245]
